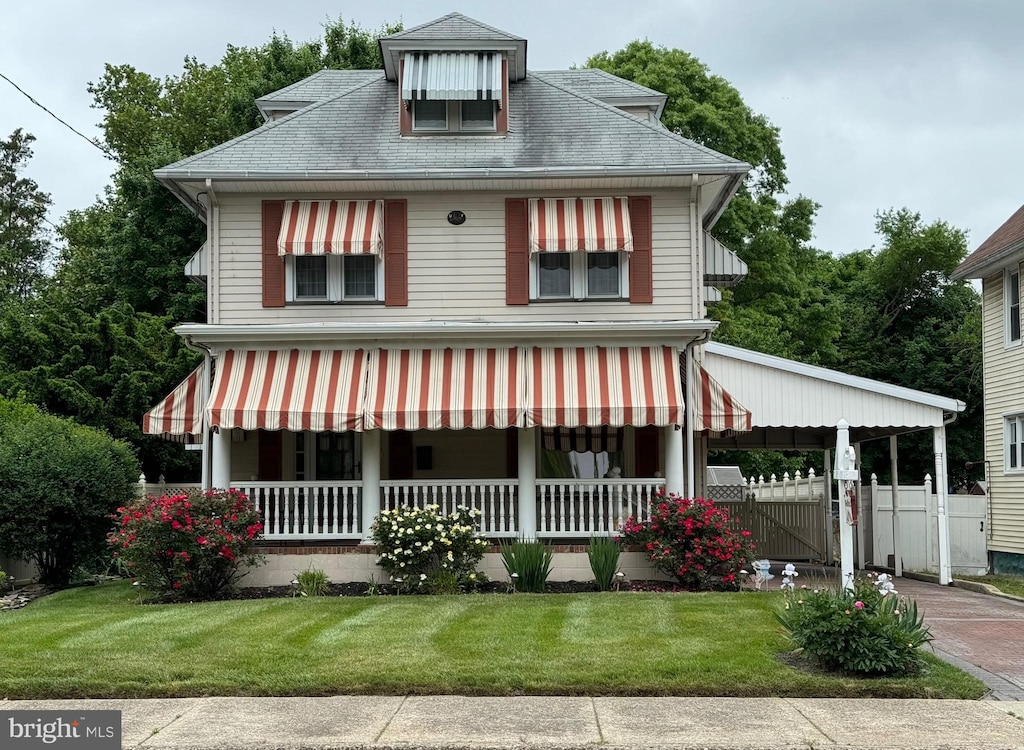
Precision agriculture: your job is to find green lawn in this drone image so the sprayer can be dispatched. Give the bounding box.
[0,581,985,699]
[956,573,1024,599]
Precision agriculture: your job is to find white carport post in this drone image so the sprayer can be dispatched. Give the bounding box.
[211,427,231,490]
[889,435,903,577]
[834,419,859,591]
[360,430,381,542]
[933,424,952,585]
[518,428,538,539]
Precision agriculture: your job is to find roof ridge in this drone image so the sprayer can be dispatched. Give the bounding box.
[156,75,387,175]
[383,11,524,41]
[255,69,332,103]
[586,67,667,97]
[528,71,746,167]
[255,69,384,104]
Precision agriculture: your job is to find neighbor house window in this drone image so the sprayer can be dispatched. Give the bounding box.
[1007,267,1021,345]
[533,252,627,300]
[412,99,447,131]
[288,255,381,303]
[1007,414,1024,472]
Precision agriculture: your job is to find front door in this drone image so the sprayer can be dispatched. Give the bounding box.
[307,432,361,480]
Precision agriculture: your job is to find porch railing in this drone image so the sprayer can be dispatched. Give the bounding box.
[381,480,518,536]
[537,479,665,537]
[231,481,362,540]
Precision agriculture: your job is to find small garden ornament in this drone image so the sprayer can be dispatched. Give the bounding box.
[780,562,799,591]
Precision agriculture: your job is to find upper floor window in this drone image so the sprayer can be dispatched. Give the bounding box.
[1006,267,1021,346]
[277,199,384,304]
[1006,413,1024,472]
[528,197,633,302]
[403,52,502,135]
[413,100,448,131]
[460,100,496,131]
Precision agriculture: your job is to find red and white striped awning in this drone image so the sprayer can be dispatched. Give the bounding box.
[208,350,368,431]
[277,200,384,256]
[695,363,753,434]
[525,346,683,428]
[528,197,633,253]
[143,364,205,437]
[364,348,525,430]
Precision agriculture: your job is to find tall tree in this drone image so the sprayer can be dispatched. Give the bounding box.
[0,129,51,301]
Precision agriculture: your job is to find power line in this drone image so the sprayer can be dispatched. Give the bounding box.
[0,71,120,163]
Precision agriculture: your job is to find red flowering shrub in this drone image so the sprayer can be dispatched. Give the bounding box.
[109,489,264,600]
[620,493,756,591]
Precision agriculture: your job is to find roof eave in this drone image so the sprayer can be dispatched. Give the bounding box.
[952,241,1024,280]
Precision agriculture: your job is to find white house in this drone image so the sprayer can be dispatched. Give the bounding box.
[144,13,965,585]
[953,205,1024,574]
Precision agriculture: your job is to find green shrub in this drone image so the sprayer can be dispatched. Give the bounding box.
[0,569,7,591]
[500,539,553,593]
[587,536,621,591]
[775,573,932,676]
[109,488,264,600]
[0,398,139,586]
[620,492,756,591]
[370,504,488,590]
[294,567,330,597]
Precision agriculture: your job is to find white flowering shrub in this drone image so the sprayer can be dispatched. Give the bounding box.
[370,505,489,592]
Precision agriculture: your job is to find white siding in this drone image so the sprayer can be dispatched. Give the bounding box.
[213,190,694,324]
[981,273,1024,555]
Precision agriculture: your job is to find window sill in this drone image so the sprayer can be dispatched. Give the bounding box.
[530,297,629,304]
[288,300,384,306]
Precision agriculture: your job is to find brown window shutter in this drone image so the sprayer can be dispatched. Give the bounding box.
[262,200,285,308]
[628,196,653,303]
[257,430,283,481]
[505,198,529,305]
[384,199,408,306]
[634,426,660,479]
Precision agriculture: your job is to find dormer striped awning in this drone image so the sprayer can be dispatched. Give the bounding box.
[401,52,502,100]
[277,200,384,256]
[528,198,633,254]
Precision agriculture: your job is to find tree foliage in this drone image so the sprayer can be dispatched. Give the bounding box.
[0,129,52,301]
[0,397,139,585]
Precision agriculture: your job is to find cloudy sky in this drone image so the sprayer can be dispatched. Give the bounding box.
[2,1,1021,256]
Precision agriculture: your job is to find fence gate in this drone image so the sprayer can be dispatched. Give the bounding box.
[718,497,828,561]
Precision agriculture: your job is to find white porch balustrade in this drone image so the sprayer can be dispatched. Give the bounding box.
[231,481,363,540]
[537,479,665,537]
[380,480,519,536]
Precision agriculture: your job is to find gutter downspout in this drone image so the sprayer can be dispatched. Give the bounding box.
[183,335,213,491]
[684,329,712,498]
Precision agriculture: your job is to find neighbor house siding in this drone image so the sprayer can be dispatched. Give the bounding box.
[981,272,1024,555]
[213,190,694,324]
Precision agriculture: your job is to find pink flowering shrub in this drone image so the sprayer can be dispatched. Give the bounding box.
[109,489,264,600]
[620,493,756,591]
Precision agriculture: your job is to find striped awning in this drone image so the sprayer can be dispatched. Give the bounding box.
[208,350,368,431]
[143,364,205,437]
[525,347,683,428]
[401,52,502,100]
[695,363,753,435]
[277,200,383,256]
[528,198,633,254]
[364,348,524,430]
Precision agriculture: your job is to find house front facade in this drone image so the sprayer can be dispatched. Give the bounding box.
[953,206,1024,574]
[145,12,966,585]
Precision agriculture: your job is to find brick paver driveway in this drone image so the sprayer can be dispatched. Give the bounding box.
[896,578,1024,700]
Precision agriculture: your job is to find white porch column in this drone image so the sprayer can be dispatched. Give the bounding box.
[211,427,231,490]
[933,424,952,585]
[665,425,684,496]
[823,448,834,564]
[834,420,858,592]
[889,435,903,577]
[518,428,537,539]
[360,430,381,541]
[854,441,866,569]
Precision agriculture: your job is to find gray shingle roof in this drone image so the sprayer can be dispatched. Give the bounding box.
[156,72,747,179]
[255,70,384,107]
[382,12,524,42]
[531,69,665,101]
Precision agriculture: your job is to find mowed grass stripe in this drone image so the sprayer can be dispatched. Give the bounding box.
[0,581,986,699]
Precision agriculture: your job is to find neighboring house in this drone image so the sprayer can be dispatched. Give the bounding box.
[145,13,966,584]
[953,206,1024,574]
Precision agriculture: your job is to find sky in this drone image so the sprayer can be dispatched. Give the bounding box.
[2,0,1022,256]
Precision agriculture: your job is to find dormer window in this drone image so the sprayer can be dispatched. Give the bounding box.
[402,52,503,135]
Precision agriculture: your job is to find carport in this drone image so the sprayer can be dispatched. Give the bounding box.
[700,342,966,585]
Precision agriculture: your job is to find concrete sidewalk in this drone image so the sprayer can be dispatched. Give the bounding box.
[5,696,1023,750]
